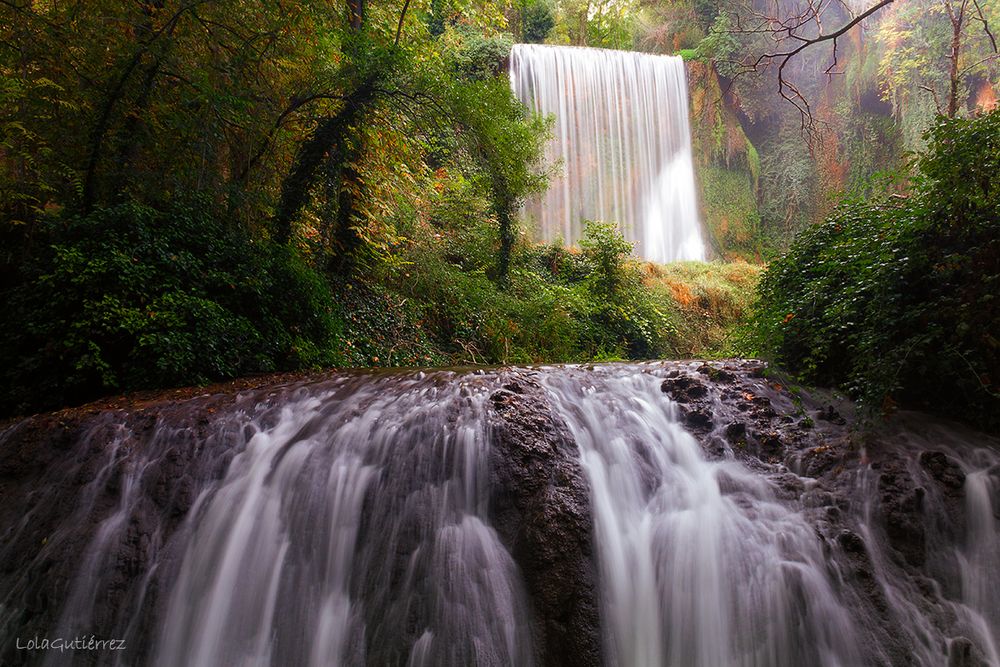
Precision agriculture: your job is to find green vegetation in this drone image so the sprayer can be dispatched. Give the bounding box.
[648,261,761,357]
[751,111,1000,428]
[0,201,343,415]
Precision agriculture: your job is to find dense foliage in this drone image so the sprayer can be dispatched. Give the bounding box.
[0,201,343,414]
[752,110,1000,427]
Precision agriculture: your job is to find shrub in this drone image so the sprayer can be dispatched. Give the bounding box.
[0,199,343,415]
[751,110,1000,428]
[388,218,675,364]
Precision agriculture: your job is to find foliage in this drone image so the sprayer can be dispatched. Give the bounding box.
[387,216,678,364]
[699,166,765,259]
[0,201,343,415]
[647,260,761,357]
[875,0,999,142]
[522,0,556,43]
[445,27,514,80]
[757,126,821,246]
[550,0,643,48]
[751,111,1000,428]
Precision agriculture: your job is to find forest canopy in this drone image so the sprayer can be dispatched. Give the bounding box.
[1,0,997,425]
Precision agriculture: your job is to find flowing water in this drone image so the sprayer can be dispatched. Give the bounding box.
[509,45,706,263]
[540,367,860,667]
[0,364,997,666]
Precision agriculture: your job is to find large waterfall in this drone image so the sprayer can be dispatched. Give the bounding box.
[1,363,999,665]
[509,45,706,263]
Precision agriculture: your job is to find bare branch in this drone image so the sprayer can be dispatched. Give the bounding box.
[971,0,998,52]
[720,0,895,139]
[919,84,944,114]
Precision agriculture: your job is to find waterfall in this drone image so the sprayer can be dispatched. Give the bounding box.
[539,367,860,667]
[1,364,998,666]
[509,44,706,264]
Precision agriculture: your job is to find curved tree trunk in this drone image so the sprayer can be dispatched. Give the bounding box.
[271,81,376,247]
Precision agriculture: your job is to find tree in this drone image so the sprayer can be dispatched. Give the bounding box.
[715,0,996,133]
[876,0,998,137]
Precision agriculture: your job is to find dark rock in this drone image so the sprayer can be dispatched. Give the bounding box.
[697,364,736,383]
[837,529,867,554]
[919,450,966,491]
[800,445,843,478]
[724,421,747,443]
[948,637,985,667]
[660,375,708,403]
[489,373,601,667]
[878,468,927,567]
[818,405,846,425]
[770,472,805,500]
[683,407,713,431]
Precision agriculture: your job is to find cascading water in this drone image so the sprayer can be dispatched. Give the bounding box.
[1,363,998,666]
[0,374,537,667]
[540,366,860,667]
[509,44,706,263]
[151,376,534,667]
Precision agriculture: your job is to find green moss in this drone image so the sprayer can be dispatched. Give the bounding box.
[746,139,760,186]
[698,165,767,260]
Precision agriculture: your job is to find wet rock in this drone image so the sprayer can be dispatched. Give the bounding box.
[724,421,747,443]
[800,445,843,478]
[948,637,987,667]
[682,407,713,431]
[770,472,805,500]
[697,364,736,383]
[837,529,866,554]
[660,375,708,403]
[756,431,784,457]
[489,373,601,667]
[878,468,927,567]
[750,395,776,419]
[919,450,966,491]
[818,405,846,425]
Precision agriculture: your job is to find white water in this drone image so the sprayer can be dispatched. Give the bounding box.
[509,44,706,263]
[152,375,534,667]
[540,366,859,666]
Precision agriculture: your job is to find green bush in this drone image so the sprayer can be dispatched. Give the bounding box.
[522,0,555,43]
[388,218,675,364]
[751,110,1000,428]
[0,199,343,415]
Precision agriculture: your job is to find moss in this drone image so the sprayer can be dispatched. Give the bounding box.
[685,60,771,259]
[699,166,767,260]
[746,139,760,186]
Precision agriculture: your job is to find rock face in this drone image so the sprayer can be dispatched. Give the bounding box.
[657,359,999,667]
[0,394,249,667]
[488,370,601,667]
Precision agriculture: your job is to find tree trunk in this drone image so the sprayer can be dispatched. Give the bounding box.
[271,81,376,247]
[948,22,962,117]
[946,0,964,118]
[347,0,365,31]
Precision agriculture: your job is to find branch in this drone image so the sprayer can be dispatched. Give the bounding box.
[919,84,944,114]
[725,0,895,139]
[972,0,998,53]
[394,0,411,48]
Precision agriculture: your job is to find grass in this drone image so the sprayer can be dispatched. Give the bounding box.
[643,260,762,358]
